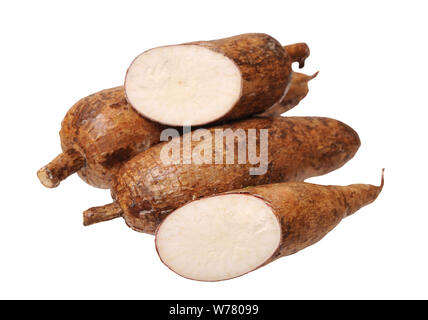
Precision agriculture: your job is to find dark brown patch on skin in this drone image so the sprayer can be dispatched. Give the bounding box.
[101,146,133,169]
[110,98,128,109]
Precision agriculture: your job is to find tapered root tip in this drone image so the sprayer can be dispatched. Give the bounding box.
[37,166,60,188]
[309,71,320,80]
[380,168,385,189]
[83,202,123,226]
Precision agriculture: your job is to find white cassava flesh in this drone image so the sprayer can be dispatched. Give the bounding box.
[155,194,281,281]
[125,45,242,126]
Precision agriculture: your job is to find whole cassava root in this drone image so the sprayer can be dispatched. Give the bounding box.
[155,170,384,281]
[83,117,361,233]
[258,71,319,117]
[125,34,310,126]
[37,87,165,189]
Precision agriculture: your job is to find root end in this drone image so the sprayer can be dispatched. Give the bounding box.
[309,71,319,80]
[37,150,85,189]
[83,202,123,226]
[37,166,60,188]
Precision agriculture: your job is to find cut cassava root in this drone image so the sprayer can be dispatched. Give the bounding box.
[37,87,165,189]
[83,117,361,233]
[156,170,384,281]
[125,34,309,126]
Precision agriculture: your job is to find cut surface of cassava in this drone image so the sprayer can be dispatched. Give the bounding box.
[156,194,281,281]
[126,45,242,126]
[156,173,384,281]
[125,33,294,126]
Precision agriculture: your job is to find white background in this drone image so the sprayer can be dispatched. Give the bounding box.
[0,0,427,299]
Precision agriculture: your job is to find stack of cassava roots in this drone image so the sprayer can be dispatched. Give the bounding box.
[38,33,383,281]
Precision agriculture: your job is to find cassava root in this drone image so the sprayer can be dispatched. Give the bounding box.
[155,170,384,281]
[125,34,309,126]
[83,116,360,234]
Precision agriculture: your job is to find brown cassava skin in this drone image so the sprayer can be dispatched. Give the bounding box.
[258,71,318,117]
[231,177,383,266]
[38,87,165,188]
[83,117,361,234]
[283,43,310,68]
[126,34,309,125]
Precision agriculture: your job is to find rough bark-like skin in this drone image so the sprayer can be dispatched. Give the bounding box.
[257,72,318,117]
[83,202,123,226]
[230,178,383,265]
[93,117,360,234]
[54,87,165,188]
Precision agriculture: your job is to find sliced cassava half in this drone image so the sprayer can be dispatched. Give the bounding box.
[125,34,309,126]
[156,172,384,281]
